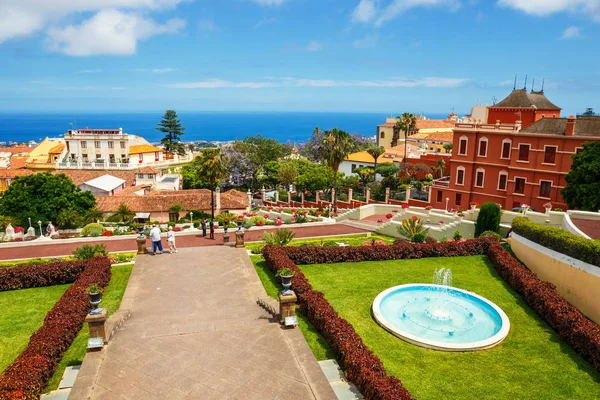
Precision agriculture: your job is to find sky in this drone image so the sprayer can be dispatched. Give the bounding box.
[0,0,599,115]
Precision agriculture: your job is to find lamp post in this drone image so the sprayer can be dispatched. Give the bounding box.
[445,197,449,213]
[38,220,42,237]
[190,211,193,229]
[28,217,32,229]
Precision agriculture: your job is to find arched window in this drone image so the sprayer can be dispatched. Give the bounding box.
[478,137,488,157]
[458,136,468,156]
[455,166,465,186]
[474,168,485,188]
[380,131,385,139]
[501,139,512,159]
[497,171,508,191]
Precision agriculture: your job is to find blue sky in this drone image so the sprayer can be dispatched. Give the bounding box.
[0,0,598,115]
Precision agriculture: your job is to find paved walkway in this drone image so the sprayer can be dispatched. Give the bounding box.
[69,246,335,400]
[571,218,600,239]
[0,224,368,261]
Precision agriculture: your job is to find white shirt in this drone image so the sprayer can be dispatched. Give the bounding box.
[167,231,175,243]
[150,227,161,242]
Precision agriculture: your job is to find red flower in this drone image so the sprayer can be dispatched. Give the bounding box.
[264,214,270,219]
[401,203,409,209]
[102,230,114,236]
[411,216,419,221]
[385,213,393,219]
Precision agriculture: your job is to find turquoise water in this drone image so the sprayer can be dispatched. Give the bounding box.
[378,285,504,344]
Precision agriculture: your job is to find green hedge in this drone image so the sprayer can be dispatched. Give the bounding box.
[512,217,600,267]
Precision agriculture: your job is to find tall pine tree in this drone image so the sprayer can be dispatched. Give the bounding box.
[157,110,186,156]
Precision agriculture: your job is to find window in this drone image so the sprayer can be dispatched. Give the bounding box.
[455,193,462,206]
[82,154,88,161]
[575,147,584,154]
[147,174,154,179]
[455,167,465,185]
[138,174,144,179]
[544,146,557,164]
[514,178,526,194]
[120,141,126,149]
[540,181,552,197]
[351,164,356,172]
[478,138,488,157]
[380,131,385,139]
[94,141,101,149]
[80,141,87,149]
[155,152,160,161]
[109,155,115,163]
[501,140,511,159]
[108,141,114,149]
[458,137,468,155]
[498,172,508,191]
[475,169,485,187]
[436,190,443,203]
[95,154,101,160]
[6,178,11,186]
[139,154,143,163]
[518,144,530,162]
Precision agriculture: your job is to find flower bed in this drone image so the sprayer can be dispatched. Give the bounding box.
[0,257,111,399]
[262,238,600,399]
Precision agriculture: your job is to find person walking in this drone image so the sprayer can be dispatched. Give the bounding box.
[209,220,215,240]
[201,219,207,237]
[150,224,163,255]
[167,226,177,253]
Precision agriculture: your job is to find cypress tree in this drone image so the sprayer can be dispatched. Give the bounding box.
[157,110,186,156]
[475,202,502,237]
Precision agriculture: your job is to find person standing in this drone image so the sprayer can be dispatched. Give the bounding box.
[167,226,177,253]
[209,220,215,240]
[201,220,207,237]
[150,224,163,255]
[46,221,54,237]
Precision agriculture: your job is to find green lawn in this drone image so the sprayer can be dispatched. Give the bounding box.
[299,256,600,400]
[0,252,136,269]
[45,263,134,392]
[247,233,394,254]
[0,284,71,373]
[250,256,334,361]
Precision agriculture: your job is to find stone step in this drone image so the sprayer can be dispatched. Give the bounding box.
[318,359,364,400]
[40,388,70,400]
[58,365,80,389]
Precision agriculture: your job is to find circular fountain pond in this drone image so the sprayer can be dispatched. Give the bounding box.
[372,284,510,351]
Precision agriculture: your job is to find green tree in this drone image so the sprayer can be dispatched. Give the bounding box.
[475,202,502,237]
[366,144,385,171]
[322,128,355,209]
[581,108,597,116]
[295,164,334,195]
[116,204,135,222]
[430,158,446,179]
[276,162,298,189]
[169,204,184,213]
[394,113,417,166]
[181,157,212,189]
[355,167,374,195]
[157,110,186,156]
[0,172,95,227]
[562,141,600,211]
[56,208,82,229]
[84,208,104,224]
[443,143,453,154]
[197,148,228,218]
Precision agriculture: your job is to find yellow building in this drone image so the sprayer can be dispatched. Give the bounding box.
[376,118,456,149]
[26,138,67,171]
[407,131,453,153]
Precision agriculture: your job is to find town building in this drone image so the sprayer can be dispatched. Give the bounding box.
[376,118,456,149]
[407,131,453,153]
[0,170,34,192]
[25,138,67,171]
[486,88,561,128]
[0,146,32,169]
[78,175,127,197]
[430,113,600,212]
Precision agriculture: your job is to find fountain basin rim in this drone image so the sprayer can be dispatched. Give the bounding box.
[372,283,510,352]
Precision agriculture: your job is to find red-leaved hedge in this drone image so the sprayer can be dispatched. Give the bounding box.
[0,257,111,400]
[263,238,600,399]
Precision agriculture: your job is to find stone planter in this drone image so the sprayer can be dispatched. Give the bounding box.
[280,274,294,295]
[470,205,476,211]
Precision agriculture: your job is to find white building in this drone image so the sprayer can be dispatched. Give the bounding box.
[78,175,126,196]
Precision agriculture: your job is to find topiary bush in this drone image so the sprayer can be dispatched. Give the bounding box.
[72,244,108,260]
[480,230,503,241]
[475,202,501,237]
[80,223,105,237]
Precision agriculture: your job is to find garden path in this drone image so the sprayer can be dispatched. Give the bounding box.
[70,246,335,400]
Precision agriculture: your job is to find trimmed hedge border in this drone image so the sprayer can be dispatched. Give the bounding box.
[512,216,600,267]
[263,238,600,400]
[0,257,111,400]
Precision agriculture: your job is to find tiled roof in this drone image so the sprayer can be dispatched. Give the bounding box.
[521,116,600,137]
[136,166,160,174]
[345,151,394,164]
[345,145,419,164]
[422,131,453,142]
[54,170,137,186]
[8,156,28,169]
[115,185,151,196]
[48,143,65,154]
[0,169,34,178]
[96,189,248,213]
[378,120,456,130]
[492,89,561,110]
[129,144,163,154]
[0,146,32,155]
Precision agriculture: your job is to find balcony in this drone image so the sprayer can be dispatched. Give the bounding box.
[432,177,450,188]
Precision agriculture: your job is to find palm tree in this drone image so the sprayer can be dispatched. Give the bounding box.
[116,204,135,222]
[197,148,228,219]
[394,113,417,170]
[84,207,104,224]
[366,144,385,173]
[443,143,453,154]
[322,128,355,210]
[355,167,374,195]
[436,158,446,178]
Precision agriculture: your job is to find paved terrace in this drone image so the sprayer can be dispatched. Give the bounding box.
[70,246,336,399]
[0,224,368,260]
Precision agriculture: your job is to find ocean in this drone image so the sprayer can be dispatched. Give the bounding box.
[0,112,448,144]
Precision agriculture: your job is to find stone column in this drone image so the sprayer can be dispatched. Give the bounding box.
[86,308,108,344]
[275,191,279,203]
[247,190,252,212]
[287,191,292,204]
[261,187,266,204]
[365,188,371,203]
[385,187,390,203]
[315,190,320,203]
[215,187,221,213]
[330,188,335,205]
[301,191,305,205]
[348,188,353,202]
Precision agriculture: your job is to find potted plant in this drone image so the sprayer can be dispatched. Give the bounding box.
[86,283,103,313]
[543,202,552,215]
[276,267,295,293]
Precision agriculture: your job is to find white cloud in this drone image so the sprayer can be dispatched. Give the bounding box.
[306,41,323,52]
[0,0,185,44]
[134,68,179,73]
[352,0,378,22]
[376,0,460,26]
[353,34,377,48]
[255,16,277,28]
[166,76,469,89]
[498,0,600,21]
[561,26,583,38]
[76,69,103,74]
[47,10,185,56]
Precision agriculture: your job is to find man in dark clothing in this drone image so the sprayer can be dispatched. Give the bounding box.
[209,220,215,240]
[201,220,207,237]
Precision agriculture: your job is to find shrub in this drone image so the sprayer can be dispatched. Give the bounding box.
[397,216,429,241]
[72,244,108,260]
[475,202,501,237]
[412,232,426,243]
[167,221,176,227]
[242,221,254,229]
[249,244,263,254]
[249,216,266,225]
[0,257,111,399]
[80,223,105,237]
[512,217,600,267]
[453,229,463,241]
[393,237,410,245]
[425,236,437,243]
[480,230,502,241]
[261,228,296,246]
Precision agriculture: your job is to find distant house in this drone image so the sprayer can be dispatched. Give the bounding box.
[78,175,126,197]
[0,169,34,192]
[377,119,456,149]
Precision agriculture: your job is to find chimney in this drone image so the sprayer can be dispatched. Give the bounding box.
[566,116,576,136]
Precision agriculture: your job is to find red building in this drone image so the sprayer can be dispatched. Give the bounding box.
[487,88,561,128]
[431,89,600,211]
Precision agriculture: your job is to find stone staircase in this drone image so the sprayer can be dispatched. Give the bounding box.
[40,366,80,400]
